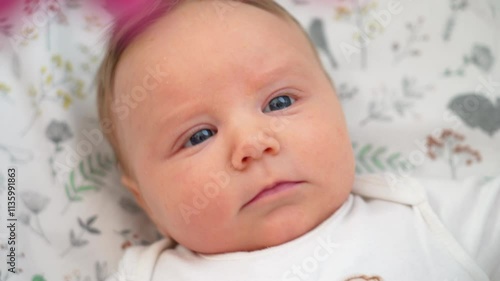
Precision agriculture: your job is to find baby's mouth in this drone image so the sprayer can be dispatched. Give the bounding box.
[242,181,304,209]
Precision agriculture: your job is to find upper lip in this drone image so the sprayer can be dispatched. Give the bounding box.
[242,180,301,208]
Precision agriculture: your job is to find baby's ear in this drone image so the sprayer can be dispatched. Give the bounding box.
[121,174,148,211]
[120,175,170,237]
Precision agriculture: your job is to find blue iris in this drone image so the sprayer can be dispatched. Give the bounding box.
[263,95,295,112]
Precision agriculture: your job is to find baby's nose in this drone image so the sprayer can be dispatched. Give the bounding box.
[231,129,280,171]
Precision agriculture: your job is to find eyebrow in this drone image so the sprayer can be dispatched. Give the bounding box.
[157,58,304,131]
[248,59,300,91]
[159,102,202,129]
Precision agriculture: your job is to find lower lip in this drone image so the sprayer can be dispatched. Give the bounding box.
[244,182,302,208]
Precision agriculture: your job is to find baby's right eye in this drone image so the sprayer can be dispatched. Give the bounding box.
[183,129,216,148]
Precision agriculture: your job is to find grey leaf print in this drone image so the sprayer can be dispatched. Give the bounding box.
[394,18,427,63]
[78,217,87,231]
[45,120,73,145]
[443,0,468,41]
[360,100,393,126]
[96,261,110,281]
[309,18,338,69]
[21,191,50,214]
[70,229,88,247]
[337,83,359,101]
[86,228,101,234]
[18,194,51,244]
[443,16,456,41]
[78,215,101,235]
[470,44,495,72]
[394,100,412,116]
[451,0,468,10]
[448,93,500,136]
[117,229,131,236]
[402,76,433,98]
[18,212,30,225]
[61,216,99,257]
[75,239,89,247]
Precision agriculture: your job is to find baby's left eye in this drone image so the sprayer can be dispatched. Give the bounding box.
[263,95,295,113]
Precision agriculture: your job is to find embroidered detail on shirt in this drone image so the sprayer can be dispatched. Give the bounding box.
[344,275,383,281]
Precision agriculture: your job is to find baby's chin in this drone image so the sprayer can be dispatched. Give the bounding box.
[190,233,306,255]
[189,202,343,255]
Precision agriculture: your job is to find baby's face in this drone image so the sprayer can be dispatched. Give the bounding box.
[114,0,355,254]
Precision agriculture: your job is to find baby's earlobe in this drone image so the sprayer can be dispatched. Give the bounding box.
[120,175,150,213]
[120,174,140,195]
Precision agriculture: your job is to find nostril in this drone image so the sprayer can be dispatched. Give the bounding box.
[264,147,273,154]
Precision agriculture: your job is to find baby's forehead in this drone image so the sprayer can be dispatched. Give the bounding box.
[121,0,303,56]
[116,5,311,82]
[111,0,325,129]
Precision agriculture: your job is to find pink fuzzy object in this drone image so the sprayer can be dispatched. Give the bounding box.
[0,0,17,16]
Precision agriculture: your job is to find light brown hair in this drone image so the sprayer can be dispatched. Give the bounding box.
[96,0,322,176]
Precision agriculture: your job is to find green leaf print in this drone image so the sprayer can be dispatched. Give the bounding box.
[353,143,414,174]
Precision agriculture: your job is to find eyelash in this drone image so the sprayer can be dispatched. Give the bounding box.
[181,94,296,149]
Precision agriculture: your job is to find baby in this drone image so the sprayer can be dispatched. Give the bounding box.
[96,0,500,280]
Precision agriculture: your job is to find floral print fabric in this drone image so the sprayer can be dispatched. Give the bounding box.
[0,0,498,280]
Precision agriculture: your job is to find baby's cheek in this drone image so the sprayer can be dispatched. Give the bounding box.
[295,118,344,170]
[171,181,229,226]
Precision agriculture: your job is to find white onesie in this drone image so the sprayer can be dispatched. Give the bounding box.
[107,174,500,281]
